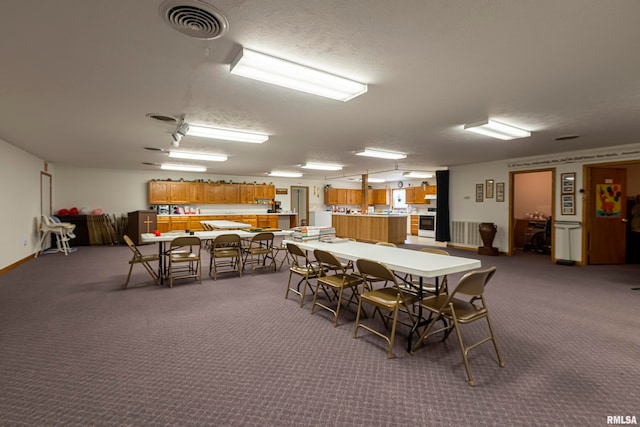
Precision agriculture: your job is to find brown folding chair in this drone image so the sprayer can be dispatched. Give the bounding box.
[242,232,275,275]
[168,236,202,288]
[412,266,505,386]
[311,249,363,327]
[210,234,243,279]
[285,243,321,307]
[123,235,160,289]
[354,258,419,358]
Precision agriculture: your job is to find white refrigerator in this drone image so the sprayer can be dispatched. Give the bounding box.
[309,211,332,227]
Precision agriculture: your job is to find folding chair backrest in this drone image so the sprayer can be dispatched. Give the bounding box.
[251,231,274,244]
[356,258,400,289]
[213,233,241,247]
[171,235,201,250]
[287,243,315,270]
[123,234,138,252]
[451,266,496,298]
[420,248,450,256]
[314,249,344,272]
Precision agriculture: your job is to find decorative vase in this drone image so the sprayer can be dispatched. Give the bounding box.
[478,222,499,256]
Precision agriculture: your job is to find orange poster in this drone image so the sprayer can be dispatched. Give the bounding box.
[596,184,621,217]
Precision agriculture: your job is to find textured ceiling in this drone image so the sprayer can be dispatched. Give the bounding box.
[1,0,639,182]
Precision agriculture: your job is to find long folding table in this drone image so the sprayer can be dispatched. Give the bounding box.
[142,229,293,284]
[283,239,481,350]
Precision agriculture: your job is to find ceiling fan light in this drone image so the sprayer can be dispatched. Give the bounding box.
[230,47,368,102]
[464,119,531,140]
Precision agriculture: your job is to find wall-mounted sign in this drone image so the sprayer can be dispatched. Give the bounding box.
[596,184,621,217]
[276,188,288,195]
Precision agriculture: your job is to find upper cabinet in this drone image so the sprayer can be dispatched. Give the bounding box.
[149,181,171,204]
[148,181,275,205]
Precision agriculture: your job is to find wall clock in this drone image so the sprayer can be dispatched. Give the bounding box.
[397,181,404,188]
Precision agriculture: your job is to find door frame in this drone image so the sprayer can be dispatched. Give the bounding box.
[508,168,555,257]
[290,186,309,227]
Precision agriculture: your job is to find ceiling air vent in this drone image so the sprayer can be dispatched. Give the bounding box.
[145,113,179,124]
[159,0,229,40]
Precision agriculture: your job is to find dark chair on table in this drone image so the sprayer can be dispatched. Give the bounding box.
[311,249,363,327]
[210,234,243,279]
[123,234,160,289]
[243,232,275,275]
[168,236,202,288]
[412,266,504,386]
[285,242,321,307]
[354,258,419,358]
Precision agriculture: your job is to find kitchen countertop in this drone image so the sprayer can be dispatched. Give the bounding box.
[331,213,409,217]
[158,212,297,217]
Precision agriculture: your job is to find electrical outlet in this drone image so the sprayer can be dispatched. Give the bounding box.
[23,239,27,246]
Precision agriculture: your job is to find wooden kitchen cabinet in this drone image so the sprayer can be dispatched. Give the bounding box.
[149,181,171,204]
[156,216,170,233]
[205,183,222,203]
[240,184,255,204]
[190,182,207,204]
[254,184,275,200]
[370,188,388,205]
[410,215,419,236]
[222,184,240,204]
[170,182,191,204]
[170,216,189,231]
[324,187,338,205]
[242,215,258,228]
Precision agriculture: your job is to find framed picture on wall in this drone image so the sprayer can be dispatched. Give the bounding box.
[485,179,495,198]
[562,194,575,215]
[496,182,505,202]
[476,184,484,202]
[561,173,576,194]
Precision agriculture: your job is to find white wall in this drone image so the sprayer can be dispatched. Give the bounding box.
[0,139,46,268]
[54,167,329,216]
[450,143,640,261]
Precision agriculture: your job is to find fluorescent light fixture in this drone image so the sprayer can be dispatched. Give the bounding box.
[362,177,386,183]
[268,171,303,178]
[186,124,269,144]
[169,151,227,162]
[160,164,207,172]
[230,47,368,102]
[463,119,531,140]
[403,172,433,179]
[301,162,343,171]
[355,148,407,160]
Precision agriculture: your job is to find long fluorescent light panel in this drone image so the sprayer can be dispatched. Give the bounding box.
[355,148,407,160]
[187,124,269,144]
[230,48,368,102]
[464,120,531,140]
[161,164,207,172]
[301,162,343,171]
[268,171,303,178]
[169,151,227,162]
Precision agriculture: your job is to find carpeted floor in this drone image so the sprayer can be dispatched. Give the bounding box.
[0,241,638,426]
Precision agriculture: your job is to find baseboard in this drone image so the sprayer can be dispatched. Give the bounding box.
[0,254,35,276]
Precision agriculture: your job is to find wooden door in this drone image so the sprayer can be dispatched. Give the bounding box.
[588,167,627,264]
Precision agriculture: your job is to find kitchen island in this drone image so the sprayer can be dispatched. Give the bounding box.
[332,213,408,244]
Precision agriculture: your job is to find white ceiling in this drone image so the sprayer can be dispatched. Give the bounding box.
[1,0,639,183]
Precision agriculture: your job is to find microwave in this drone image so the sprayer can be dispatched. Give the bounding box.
[155,205,170,214]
